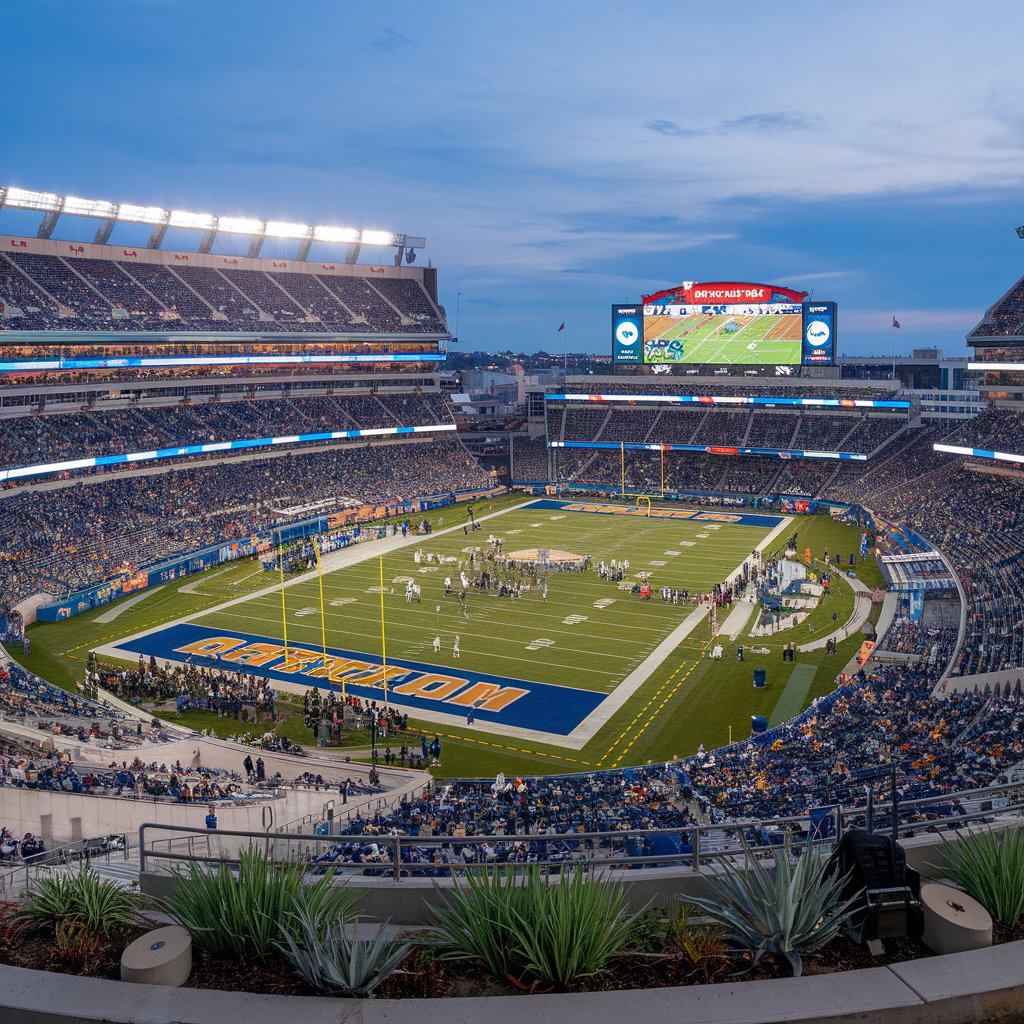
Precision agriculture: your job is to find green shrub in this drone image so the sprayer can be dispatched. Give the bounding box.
[159,846,358,959]
[684,839,861,976]
[666,900,730,983]
[431,865,644,989]
[16,868,141,936]
[943,827,1024,927]
[276,900,411,997]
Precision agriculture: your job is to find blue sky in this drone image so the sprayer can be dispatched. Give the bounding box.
[3,0,1024,357]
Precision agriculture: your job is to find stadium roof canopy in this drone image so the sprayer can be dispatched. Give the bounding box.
[0,186,425,264]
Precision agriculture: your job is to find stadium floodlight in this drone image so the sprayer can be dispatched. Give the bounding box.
[0,186,422,258]
[168,209,216,230]
[264,220,311,239]
[217,216,265,235]
[360,229,397,247]
[62,195,117,219]
[1016,225,1024,240]
[313,224,360,244]
[117,203,168,225]
[4,187,62,211]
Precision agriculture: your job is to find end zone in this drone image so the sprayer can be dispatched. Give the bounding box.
[98,622,606,745]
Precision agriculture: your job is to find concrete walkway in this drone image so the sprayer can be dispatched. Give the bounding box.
[719,592,757,640]
[93,585,166,623]
[797,562,876,653]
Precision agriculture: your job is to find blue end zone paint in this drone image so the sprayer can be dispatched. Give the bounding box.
[112,623,605,736]
[525,498,783,529]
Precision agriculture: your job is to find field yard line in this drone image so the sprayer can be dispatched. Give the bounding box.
[559,513,793,747]
[210,607,633,674]
[238,586,681,637]
[98,499,537,654]
[241,590,682,640]
[98,505,794,752]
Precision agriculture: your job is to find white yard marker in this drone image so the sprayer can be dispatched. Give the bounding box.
[526,638,556,650]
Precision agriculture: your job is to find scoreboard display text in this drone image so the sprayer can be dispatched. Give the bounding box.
[612,291,836,368]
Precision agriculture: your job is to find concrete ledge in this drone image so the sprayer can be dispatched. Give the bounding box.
[0,941,1022,1024]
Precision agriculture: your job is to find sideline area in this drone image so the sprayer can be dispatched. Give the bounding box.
[97,501,793,750]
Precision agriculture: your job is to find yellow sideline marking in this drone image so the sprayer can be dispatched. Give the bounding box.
[433,731,596,767]
[600,660,699,768]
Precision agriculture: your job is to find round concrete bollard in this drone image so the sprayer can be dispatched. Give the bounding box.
[121,926,192,987]
[920,882,992,955]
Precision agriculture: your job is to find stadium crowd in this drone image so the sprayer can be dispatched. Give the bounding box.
[0,252,446,333]
[0,391,454,471]
[0,436,491,608]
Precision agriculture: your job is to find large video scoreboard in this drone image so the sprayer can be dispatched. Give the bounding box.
[613,282,836,370]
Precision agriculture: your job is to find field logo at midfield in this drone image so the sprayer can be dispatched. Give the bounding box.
[108,623,605,736]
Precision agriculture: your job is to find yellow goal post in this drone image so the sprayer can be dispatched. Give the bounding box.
[634,495,652,516]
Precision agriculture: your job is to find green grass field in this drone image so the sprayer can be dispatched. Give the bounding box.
[644,312,802,365]
[194,504,771,693]
[19,494,886,779]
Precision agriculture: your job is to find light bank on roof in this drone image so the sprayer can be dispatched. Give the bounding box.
[0,186,425,264]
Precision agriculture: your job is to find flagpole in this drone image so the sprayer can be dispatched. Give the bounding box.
[891,316,898,382]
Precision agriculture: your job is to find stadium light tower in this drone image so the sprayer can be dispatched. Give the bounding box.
[0,186,425,264]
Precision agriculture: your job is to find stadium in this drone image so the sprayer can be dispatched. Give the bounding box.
[1,185,1024,1017]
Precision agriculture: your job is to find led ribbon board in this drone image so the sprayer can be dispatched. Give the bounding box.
[549,440,867,461]
[0,423,457,483]
[0,352,446,372]
[545,393,910,409]
[933,442,1024,466]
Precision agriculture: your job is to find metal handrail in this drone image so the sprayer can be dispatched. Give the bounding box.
[137,779,1024,882]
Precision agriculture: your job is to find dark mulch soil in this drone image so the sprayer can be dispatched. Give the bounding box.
[185,950,318,996]
[0,903,148,981]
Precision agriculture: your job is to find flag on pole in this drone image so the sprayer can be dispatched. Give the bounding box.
[892,317,901,329]
[557,322,566,332]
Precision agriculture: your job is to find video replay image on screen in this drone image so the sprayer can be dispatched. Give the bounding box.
[643,302,804,366]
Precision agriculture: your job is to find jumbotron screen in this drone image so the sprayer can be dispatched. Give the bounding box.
[612,282,836,368]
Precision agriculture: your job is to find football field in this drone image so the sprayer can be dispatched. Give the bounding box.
[29,493,888,775]
[104,499,786,745]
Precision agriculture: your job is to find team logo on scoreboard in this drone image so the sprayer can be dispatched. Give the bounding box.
[615,322,639,346]
[805,320,830,346]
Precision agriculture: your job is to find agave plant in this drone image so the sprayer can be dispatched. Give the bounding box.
[943,827,1024,926]
[431,864,644,989]
[684,838,862,976]
[15,868,141,936]
[276,900,411,997]
[158,845,358,959]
